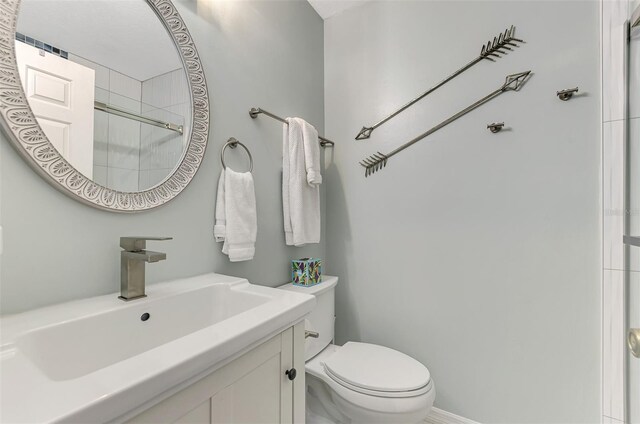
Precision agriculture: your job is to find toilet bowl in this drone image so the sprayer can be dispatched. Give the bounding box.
[279,277,435,424]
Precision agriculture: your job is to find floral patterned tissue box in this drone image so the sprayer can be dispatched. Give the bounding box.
[292,258,322,286]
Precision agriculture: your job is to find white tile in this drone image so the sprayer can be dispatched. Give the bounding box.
[630,118,640,272]
[142,72,172,109]
[611,270,625,422]
[92,165,107,187]
[107,167,139,192]
[92,110,108,167]
[137,107,185,171]
[603,273,613,419]
[107,115,141,171]
[110,70,141,101]
[604,270,626,421]
[604,121,625,270]
[630,28,640,119]
[170,69,190,106]
[95,87,109,104]
[109,92,141,114]
[165,102,191,146]
[630,272,640,423]
[69,54,109,90]
[603,0,629,122]
[141,79,154,108]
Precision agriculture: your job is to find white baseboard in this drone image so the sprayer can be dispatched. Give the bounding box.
[425,407,480,424]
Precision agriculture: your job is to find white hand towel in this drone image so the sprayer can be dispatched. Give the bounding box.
[283,117,321,246]
[214,169,257,262]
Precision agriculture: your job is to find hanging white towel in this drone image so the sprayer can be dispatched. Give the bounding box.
[283,117,321,246]
[214,169,257,262]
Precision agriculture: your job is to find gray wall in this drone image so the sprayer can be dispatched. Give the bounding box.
[0,0,325,314]
[324,1,601,422]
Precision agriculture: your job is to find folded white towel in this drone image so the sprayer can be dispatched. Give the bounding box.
[283,117,321,246]
[214,169,257,261]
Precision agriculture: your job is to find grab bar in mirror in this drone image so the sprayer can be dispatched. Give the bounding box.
[624,236,640,247]
[94,101,183,135]
[249,107,335,147]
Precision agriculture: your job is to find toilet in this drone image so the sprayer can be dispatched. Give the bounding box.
[279,276,435,424]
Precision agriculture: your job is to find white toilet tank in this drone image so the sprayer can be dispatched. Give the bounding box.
[278,276,338,360]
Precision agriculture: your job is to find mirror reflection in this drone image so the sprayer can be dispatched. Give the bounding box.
[15,0,191,192]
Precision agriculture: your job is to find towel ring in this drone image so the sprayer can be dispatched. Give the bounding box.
[221,137,253,172]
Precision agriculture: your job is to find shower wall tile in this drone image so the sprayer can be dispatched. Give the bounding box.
[139,168,172,191]
[142,69,188,109]
[604,120,625,270]
[68,54,109,90]
[603,270,625,421]
[169,69,190,105]
[630,31,640,119]
[92,165,107,187]
[139,107,185,172]
[630,272,640,423]
[95,87,109,104]
[107,167,139,193]
[110,70,141,101]
[109,92,141,114]
[107,115,140,171]
[630,118,640,272]
[602,3,632,419]
[93,110,108,167]
[603,0,629,122]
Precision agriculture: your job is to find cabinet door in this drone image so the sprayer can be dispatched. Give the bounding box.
[175,401,211,424]
[210,326,295,423]
[127,324,303,424]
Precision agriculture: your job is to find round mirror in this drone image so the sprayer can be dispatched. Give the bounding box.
[0,0,209,211]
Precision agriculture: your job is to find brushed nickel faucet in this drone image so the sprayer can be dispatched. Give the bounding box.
[119,236,172,301]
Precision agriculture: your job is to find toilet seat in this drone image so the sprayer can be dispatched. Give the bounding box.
[323,366,433,398]
[306,344,435,422]
[322,342,431,397]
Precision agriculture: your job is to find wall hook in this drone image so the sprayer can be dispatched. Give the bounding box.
[487,122,504,133]
[557,87,578,101]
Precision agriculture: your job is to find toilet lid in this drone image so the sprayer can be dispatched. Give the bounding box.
[322,342,431,393]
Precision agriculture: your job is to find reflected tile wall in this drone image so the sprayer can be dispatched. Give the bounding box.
[69,57,189,193]
[603,270,625,421]
[630,118,640,272]
[630,31,640,119]
[602,0,631,421]
[603,0,628,122]
[93,110,108,167]
[139,68,189,191]
[68,53,109,91]
[630,271,640,423]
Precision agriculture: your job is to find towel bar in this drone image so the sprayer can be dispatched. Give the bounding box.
[249,107,335,147]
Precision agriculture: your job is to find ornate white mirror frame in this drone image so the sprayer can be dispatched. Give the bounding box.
[0,0,209,212]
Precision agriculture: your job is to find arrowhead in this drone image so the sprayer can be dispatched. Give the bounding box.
[355,126,374,140]
[503,71,531,91]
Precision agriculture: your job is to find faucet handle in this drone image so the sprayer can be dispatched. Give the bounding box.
[120,236,173,252]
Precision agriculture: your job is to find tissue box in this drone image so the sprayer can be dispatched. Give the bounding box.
[292,258,322,286]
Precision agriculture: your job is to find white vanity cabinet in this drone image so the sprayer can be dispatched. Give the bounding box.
[127,322,306,424]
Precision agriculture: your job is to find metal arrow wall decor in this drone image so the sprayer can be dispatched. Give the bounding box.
[355,26,525,141]
[359,71,532,177]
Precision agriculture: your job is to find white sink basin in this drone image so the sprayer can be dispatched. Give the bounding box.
[0,273,315,423]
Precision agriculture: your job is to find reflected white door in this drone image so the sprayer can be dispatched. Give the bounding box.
[15,42,95,178]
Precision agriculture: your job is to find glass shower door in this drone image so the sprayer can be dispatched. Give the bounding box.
[626,5,640,423]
